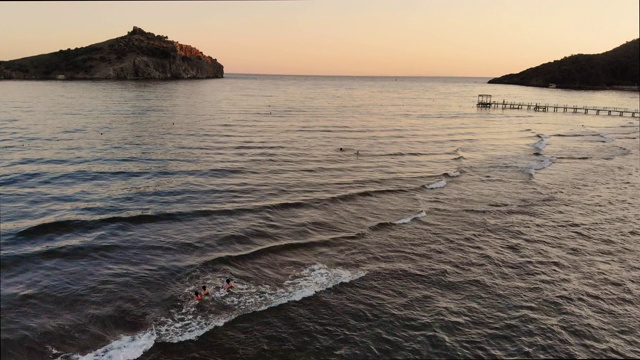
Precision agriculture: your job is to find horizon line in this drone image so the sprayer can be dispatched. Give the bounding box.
[226,73,495,78]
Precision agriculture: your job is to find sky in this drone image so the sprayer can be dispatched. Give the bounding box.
[1,0,638,77]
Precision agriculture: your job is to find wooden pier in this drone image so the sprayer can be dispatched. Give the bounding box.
[476,94,639,118]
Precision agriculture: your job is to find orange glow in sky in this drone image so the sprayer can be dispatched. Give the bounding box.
[0,0,638,77]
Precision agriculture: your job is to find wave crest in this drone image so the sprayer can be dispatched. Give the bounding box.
[525,157,556,176]
[425,179,447,189]
[394,210,426,224]
[71,264,365,360]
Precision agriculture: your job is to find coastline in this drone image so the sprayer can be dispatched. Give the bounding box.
[488,82,640,92]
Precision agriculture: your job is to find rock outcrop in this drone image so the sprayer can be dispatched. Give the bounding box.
[488,39,639,90]
[0,27,224,80]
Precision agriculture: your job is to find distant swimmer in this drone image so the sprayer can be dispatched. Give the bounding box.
[339,148,344,151]
[202,286,210,296]
[194,291,203,301]
[355,151,360,155]
[222,278,234,292]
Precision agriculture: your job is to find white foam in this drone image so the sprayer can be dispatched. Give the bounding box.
[394,210,426,224]
[72,264,365,360]
[525,157,556,176]
[48,346,62,355]
[76,330,156,360]
[425,179,447,189]
[445,171,460,177]
[160,264,364,343]
[532,139,548,151]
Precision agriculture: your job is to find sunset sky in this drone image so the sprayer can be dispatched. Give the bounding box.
[1,0,638,77]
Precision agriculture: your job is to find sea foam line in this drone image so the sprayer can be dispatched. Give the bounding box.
[533,139,548,152]
[525,157,557,176]
[76,331,157,360]
[70,264,365,360]
[425,179,447,189]
[394,210,426,224]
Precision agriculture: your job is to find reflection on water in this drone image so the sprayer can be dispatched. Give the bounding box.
[0,76,639,359]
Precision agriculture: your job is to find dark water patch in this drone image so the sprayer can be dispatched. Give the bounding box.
[462,207,536,216]
[233,145,289,150]
[0,242,121,271]
[60,128,89,134]
[203,209,428,268]
[553,132,606,138]
[0,171,49,186]
[210,234,358,267]
[15,213,182,239]
[289,128,368,133]
[56,167,249,181]
[327,186,412,202]
[2,157,71,167]
[556,156,592,160]
[13,184,420,240]
[214,227,281,248]
[369,151,453,157]
[367,221,397,231]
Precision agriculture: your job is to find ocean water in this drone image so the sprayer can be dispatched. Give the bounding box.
[1,75,639,359]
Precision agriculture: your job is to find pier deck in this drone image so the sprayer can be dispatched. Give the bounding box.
[476,94,639,118]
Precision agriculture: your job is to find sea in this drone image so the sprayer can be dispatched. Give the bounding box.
[1,75,639,359]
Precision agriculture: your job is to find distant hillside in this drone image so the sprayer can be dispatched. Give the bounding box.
[0,27,224,80]
[488,39,639,90]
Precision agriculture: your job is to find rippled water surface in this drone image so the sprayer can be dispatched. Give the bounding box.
[1,75,639,359]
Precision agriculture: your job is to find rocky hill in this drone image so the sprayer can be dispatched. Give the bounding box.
[488,39,639,90]
[0,27,224,80]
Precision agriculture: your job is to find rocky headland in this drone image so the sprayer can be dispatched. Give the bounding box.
[488,39,639,90]
[0,27,224,80]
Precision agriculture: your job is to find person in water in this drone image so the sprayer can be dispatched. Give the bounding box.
[194,291,202,301]
[222,278,234,291]
[202,285,210,296]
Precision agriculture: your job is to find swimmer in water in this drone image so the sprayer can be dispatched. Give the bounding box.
[202,285,210,296]
[194,291,202,301]
[222,278,234,291]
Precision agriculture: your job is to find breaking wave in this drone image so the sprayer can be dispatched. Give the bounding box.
[525,157,557,176]
[68,264,365,360]
[425,179,447,189]
[393,210,426,224]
